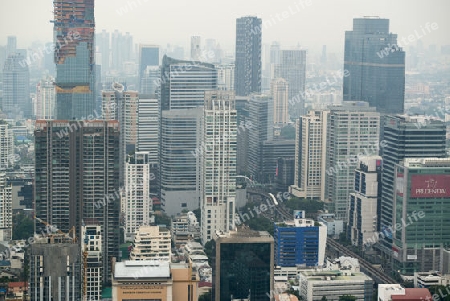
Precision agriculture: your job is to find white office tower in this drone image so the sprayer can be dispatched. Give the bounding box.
[0,173,12,241]
[325,102,380,221]
[290,110,329,200]
[349,156,382,247]
[0,124,14,170]
[200,91,237,243]
[216,64,235,91]
[137,96,159,165]
[130,225,171,262]
[81,224,102,301]
[35,76,56,120]
[271,78,289,125]
[122,152,152,242]
[191,36,202,61]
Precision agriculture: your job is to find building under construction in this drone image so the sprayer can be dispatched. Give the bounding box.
[53,0,96,119]
[29,234,81,301]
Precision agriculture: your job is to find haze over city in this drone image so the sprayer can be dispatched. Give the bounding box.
[1,0,449,53]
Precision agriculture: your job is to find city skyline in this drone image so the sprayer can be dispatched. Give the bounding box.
[1,0,449,54]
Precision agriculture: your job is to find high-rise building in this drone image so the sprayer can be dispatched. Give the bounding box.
[34,120,120,284]
[53,0,96,119]
[111,30,133,72]
[137,95,159,164]
[269,41,280,80]
[392,158,450,275]
[248,94,273,181]
[140,66,160,95]
[343,17,405,114]
[214,229,274,301]
[274,213,327,267]
[234,16,262,96]
[261,139,295,184]
[216,63,235,91]
[379,116,447,260]
[160,55,217,111]
[6,36,16,57]
[2,53,30,118]
[130,225,171,261]
[160,108,203,215]
[290,110,329,200]
[139,45,159,92]
[81,223,102,301]
[325,102,380,221]
[159,56,217,216]
[0,173,12,241]
[96,29,110,76]
[0,123,14,170]
[30,237,81,301]
[348,156,382,247]
[122,152,152,241]
[190,36,201,61]
[271,78,289,124]
[275,49,307,118]
[236,96,250,175]
[35,76,56,120]
[102,84,139,185]
[200,91,237,243]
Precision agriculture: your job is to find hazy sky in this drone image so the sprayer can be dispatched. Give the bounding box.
[1,0,449,54]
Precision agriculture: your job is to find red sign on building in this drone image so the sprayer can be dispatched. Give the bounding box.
[410,175,450,198]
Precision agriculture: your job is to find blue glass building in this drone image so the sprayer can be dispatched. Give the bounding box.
[274,217,326,267]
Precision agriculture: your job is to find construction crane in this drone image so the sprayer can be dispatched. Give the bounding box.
[33,216,77,243]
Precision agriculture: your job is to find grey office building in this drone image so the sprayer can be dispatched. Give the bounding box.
[343,17,405,114]
[159,56,217,215]
[234,16,262,96]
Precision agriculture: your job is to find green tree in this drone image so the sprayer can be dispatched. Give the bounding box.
[280,125,295,139]
[198,291,212,301]
[339,295,357,301]
[321,296,328,301]
[12,213,34,240]
[154,213,172,228]
[428,286,450,301]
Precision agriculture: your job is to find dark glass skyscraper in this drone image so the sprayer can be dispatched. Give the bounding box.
[343,17,405,114]
[235,16,262,96]
[215,229,274,301]
[53,0,96,119]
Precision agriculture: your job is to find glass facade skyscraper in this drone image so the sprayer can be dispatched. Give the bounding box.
[53,0,96,119]
[215,229,274,301]
[343,17,405,114]
[379,115,447,259]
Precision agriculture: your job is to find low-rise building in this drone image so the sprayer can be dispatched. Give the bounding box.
[414,271,450,288]
[112,260,198,301]
[130,225,171,261]
[378,284,432,301]
[317,213,344,237]
[274,212,327,267]
[298,256,373,301]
